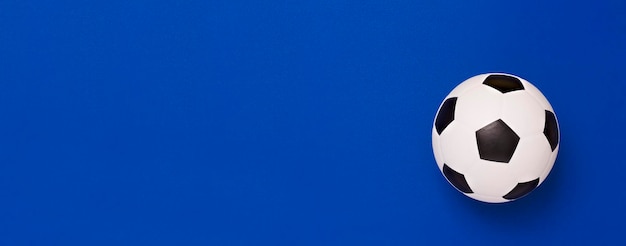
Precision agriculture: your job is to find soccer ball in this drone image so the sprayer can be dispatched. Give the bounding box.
[432,73,559,203]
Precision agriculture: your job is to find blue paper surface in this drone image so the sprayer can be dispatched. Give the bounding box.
[1,0,625,245]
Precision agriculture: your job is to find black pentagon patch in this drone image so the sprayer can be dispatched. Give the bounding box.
[483,74,524,93]
[443,164,473,193]
[503,178,540,200]
[476,119,520,163]
[435,97,457,135]
[543,110,559,151]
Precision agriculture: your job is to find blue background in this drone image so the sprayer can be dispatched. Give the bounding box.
[1,0,625,245]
